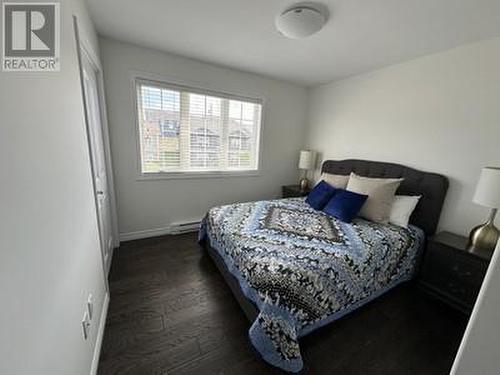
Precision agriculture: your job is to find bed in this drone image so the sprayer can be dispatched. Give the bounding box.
[198,159,448,372]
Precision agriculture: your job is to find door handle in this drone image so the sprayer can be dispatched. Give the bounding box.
[97,190,104,195]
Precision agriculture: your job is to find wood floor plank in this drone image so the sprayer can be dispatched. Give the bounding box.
[98,233,467,375]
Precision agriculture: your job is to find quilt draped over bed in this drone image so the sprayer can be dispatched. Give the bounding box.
[199,198,424,373]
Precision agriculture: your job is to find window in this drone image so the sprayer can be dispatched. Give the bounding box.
[135,78,262,176]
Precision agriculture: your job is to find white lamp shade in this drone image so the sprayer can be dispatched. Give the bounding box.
[473,167,500,208]
[298,150,315,170]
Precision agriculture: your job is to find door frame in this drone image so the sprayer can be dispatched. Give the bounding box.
[74,17,119,276]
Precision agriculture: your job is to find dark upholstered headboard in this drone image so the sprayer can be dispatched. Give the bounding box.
[321,159,449,236]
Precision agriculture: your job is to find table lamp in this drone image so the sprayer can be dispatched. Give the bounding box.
[298,150,316,192]
[467,167,500,254]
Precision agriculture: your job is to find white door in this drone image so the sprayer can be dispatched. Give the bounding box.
[81,52,113,272]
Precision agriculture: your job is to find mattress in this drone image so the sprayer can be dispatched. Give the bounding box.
[199,197,424,372]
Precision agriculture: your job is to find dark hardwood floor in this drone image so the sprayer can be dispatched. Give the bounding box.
[98,233,467,375]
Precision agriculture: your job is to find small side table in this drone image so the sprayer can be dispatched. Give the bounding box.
[418,231,492,314]
[282,184,310,198]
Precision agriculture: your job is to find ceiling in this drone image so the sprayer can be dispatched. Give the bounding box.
[86,0,500,86]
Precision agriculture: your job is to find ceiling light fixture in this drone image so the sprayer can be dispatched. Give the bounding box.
[275,4,327,39]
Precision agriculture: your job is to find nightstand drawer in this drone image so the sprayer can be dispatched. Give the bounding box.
[424,248,485,284]
[420,241,489,310]
[421,269,480,306]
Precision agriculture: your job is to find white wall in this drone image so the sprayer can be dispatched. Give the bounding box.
[306,37,500,235]
[451,241,500,375]
[0,1,108,374]
[99,37,308,238]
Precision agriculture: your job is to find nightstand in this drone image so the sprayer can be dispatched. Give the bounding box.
[282,184,310,198]
[418,231,492,314]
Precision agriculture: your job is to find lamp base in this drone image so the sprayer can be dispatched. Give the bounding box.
[299,178,309,192]
[467,210,500,254]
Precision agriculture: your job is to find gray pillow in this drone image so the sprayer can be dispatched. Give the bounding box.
[320,173,349,189]
[346,173,403,223]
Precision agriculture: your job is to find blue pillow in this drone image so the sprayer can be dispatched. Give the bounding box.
[306,180,337,210]
[323,189,368,223]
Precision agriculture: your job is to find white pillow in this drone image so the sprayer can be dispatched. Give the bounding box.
[389,195,421,228]
[346,173,403,223]
[320,173,349,189]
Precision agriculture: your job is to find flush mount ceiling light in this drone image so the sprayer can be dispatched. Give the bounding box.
[275,4,327,39]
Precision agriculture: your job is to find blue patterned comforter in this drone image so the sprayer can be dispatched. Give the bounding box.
[199,198,424,373]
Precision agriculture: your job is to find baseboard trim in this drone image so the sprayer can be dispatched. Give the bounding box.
[90,292,110,375]
[119,226,174,242]
[119,223,200,242]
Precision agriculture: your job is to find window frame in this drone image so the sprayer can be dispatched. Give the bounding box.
[131,72,265,180]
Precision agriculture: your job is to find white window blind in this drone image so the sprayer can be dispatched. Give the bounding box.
[135,79,262,175]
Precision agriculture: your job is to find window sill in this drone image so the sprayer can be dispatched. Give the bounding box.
[137,170,262,181]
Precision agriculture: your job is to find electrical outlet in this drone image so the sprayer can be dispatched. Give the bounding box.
[87,293,94,320]
[81,312,90,340]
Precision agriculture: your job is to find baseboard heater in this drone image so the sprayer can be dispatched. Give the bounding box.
[169,220,201,234]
